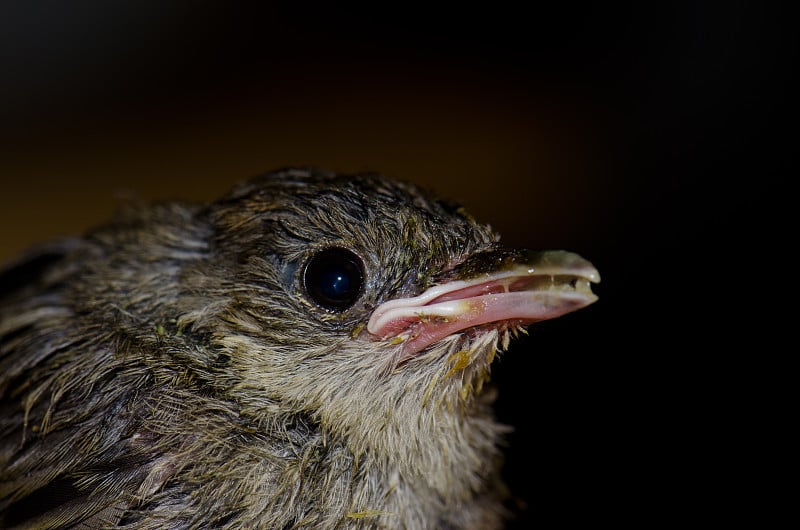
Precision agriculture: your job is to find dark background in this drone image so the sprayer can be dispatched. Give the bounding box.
[1,2,790,527]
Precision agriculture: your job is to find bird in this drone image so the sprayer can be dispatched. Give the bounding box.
[0,167,600,529]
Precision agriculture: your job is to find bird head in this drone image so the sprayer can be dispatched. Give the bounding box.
[170,168,599,461]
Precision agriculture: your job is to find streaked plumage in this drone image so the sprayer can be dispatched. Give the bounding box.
[0,168,599,529]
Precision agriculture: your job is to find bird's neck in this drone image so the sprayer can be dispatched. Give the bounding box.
[276,388,508,527]
[306,375,507,511]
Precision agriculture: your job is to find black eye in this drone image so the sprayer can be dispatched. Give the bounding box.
[303,247,365,311]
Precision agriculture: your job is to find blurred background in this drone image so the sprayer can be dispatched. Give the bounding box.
[1,2,789,527]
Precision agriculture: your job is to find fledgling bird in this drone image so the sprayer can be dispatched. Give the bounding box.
[0,168,599,529]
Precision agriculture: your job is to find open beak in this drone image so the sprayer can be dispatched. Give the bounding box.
[367,249,600,355]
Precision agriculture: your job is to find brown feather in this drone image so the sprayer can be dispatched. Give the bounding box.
[1,168,596,529]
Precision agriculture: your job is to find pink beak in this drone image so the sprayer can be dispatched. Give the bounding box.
[367,250,600,355]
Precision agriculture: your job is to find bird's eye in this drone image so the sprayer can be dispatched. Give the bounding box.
[303,247,365,312]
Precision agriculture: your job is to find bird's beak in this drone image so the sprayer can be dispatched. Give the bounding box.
[367,249,600,355]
